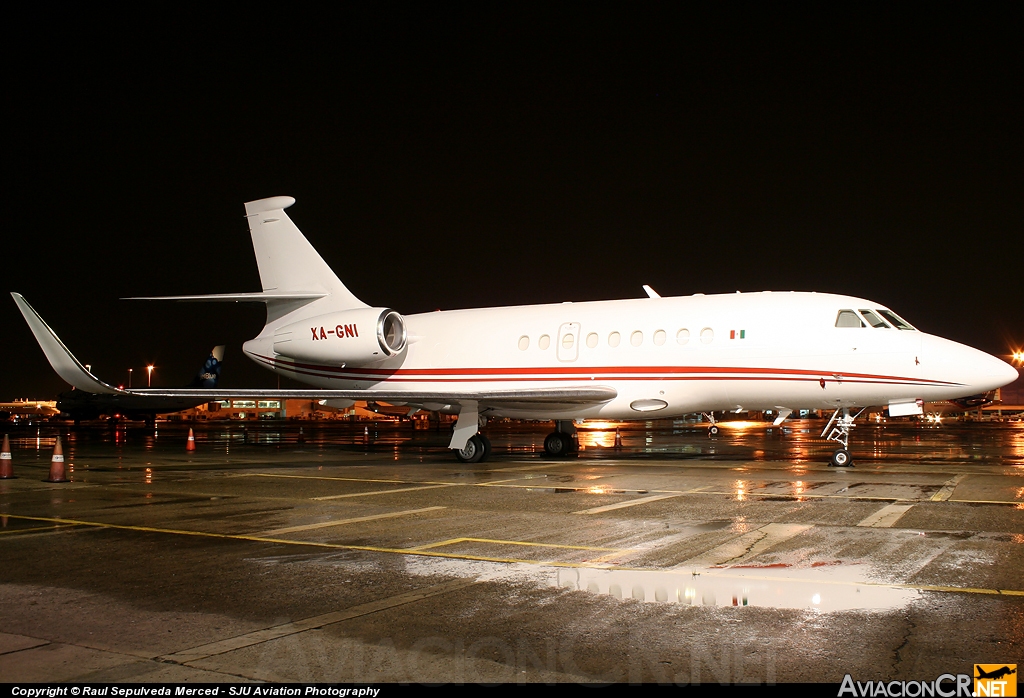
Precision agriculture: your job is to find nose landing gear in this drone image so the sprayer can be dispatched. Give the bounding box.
[822,407,865,467]
[543,420,578,457]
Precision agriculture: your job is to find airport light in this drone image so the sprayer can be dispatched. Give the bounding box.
[128,368,133,388]
[147,365,154,387]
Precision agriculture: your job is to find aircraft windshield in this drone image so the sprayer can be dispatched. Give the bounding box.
[835,310,865,328]
[877,309,916,330]
[859,309,891,328]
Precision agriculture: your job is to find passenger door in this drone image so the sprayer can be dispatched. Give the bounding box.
[557,322,580,362]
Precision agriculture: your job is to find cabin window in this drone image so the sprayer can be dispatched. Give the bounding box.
[700,327,714,344]
[877,309,916,330]
[562,333,575,349]
[859,309,891,328]
[653,330,666,346]
[608,331,621,347]
[538,334,550,350]
[631,331,644,347]
[518,335,529,351]
[677,328,690,345]
[586,332,599,348]
[835,310,865,328]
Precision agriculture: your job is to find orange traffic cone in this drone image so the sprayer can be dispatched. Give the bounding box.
[186,428,196,451]
[0,434,14,479]
[45,435,69,483]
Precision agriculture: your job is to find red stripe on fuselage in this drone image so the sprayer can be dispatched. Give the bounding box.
[249,352,962,387]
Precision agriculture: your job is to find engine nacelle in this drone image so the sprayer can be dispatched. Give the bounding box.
[272,308,407,366]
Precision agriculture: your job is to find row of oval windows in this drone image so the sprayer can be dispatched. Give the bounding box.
[518,328,716,351]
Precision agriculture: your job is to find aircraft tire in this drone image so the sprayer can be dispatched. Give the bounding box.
[829,448,853,467]
[454,434,486,463]
[479,433,492,460]
[709,425,720,437]
[544,432,571,457]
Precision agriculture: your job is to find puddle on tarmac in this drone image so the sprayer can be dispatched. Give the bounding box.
[552,565,919,611]
[404,557,919,612]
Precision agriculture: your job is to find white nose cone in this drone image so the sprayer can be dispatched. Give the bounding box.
[993,357,1019,390]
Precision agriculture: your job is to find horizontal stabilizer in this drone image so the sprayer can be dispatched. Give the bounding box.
[11,293,121,394]
[125,292,327,302]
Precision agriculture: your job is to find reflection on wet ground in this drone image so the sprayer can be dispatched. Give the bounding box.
[1,419,1022,683]
[555,565,921,611]
[5,418,1024,471]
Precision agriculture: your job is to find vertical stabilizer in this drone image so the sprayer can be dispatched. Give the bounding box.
[244,197,367,313]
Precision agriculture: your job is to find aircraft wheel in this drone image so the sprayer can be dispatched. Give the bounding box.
[454,434,486,463]
[829,448,853,467]
[544,431,572,457]
[708,425,720,437]
[478,433,492,460]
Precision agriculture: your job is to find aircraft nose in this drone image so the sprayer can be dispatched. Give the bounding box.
[976,352,1018,393]
[995,356,1019,387]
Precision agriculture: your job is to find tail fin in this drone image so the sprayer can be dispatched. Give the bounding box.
[187,345,225,388]
[245,197,367,310]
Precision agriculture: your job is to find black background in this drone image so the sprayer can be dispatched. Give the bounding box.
[6,6,1022,397]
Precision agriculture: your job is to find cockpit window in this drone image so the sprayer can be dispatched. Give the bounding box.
[877,309,916,330]
[835,310,865,328]
[859,309,891,328]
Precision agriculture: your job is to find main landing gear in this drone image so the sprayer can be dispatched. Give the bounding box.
[454,433,492,463]
[821,407,865,467]
[702,413,720,437]
[543,421,578,457]
[449,401,493,463]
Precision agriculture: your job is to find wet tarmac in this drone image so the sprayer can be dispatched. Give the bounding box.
[1,419,1021,684]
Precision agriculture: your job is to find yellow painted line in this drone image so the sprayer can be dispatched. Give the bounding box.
[574,493,682,515]
[490,462,574,472]
[409,536,624,552]
[407,537,469,551]
[0,524,81,535]
[257,506,446,536]
[246,473,458,487]
[930,474,967,501]
[947,499,1022,505]
[311,483,457,501]
[0,515,616,568]
[477,477,547,486]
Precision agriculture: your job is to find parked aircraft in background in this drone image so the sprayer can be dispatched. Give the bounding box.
[13,196,1018,466]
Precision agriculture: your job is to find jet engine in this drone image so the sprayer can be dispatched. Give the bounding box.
[272,308,407,366]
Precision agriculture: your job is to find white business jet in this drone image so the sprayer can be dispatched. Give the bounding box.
[13,196,1017,467]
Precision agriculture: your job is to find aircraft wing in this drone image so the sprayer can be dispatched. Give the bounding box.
[13,293,617,410]
[12,293,122,394]
[126,386,617,407]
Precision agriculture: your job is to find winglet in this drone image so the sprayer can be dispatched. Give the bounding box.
[642,285,661,299]
[10,293,121,394]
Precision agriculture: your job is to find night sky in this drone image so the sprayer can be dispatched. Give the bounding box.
[5,7,1022,399]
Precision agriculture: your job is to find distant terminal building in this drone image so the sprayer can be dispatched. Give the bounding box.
[170,399,403,421]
